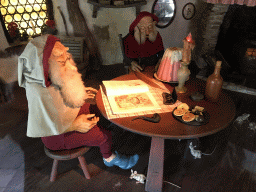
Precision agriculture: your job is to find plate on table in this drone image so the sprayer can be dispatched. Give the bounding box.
[172,107,210,126]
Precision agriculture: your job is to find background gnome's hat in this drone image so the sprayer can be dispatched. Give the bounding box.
[18,34,59,88]
[129,11,159,33]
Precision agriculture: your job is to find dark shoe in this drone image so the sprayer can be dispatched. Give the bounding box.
[103,152,139,170]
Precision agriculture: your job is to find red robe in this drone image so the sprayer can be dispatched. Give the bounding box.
[124,32,164,59]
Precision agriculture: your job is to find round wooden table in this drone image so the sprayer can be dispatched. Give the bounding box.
[96,71,236,192]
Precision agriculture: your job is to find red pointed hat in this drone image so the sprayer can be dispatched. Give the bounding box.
[43,35,60,87]
[129,11,159,33]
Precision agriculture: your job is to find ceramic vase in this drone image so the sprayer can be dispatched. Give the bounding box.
[205,61,223,102]
[175,61,190,93]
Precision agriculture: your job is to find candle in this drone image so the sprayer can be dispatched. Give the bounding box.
[186,33,193,43]
[182,33,195,63]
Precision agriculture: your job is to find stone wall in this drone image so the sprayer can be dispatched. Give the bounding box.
[193,1,229,68]
[202,3,229,55]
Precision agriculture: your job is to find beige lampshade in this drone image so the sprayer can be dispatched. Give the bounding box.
[155,47,182,82]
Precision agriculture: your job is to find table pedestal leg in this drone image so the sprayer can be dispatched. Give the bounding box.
[145,137,164,192]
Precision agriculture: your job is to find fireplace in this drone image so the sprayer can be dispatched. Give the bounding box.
[216,4,256,76]
[195,1,256,91]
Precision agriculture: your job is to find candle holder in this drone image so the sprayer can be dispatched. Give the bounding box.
[175,33,195,93]
[176,61,190,93]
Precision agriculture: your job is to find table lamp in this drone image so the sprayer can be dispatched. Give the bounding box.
[154,47,183,83]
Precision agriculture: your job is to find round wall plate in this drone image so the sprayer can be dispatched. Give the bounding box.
[182,2,196,20]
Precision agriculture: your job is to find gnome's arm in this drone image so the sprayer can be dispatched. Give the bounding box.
[64,113,99,133]
[64,87,99,133]
[84,87,98,105]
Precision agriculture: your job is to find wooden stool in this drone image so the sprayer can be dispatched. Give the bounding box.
[44,146,91,182]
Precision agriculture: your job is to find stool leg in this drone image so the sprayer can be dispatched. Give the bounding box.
[50,159,58,182]
[78,156,91,179]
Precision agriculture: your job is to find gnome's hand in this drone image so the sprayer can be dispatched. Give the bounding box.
[72,114,99,133]
[85,87,98,105]
[131,61,143,72]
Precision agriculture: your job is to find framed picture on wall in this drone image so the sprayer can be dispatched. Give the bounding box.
[182,2,196,20]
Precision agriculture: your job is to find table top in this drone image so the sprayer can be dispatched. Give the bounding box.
[96,71,236,139]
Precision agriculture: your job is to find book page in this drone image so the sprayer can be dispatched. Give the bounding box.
[102,80,149,96]
[102,80,160,114]
[100,86,182,119]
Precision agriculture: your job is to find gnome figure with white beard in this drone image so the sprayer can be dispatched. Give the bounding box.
[124,11,164,72]
[18,35,139,170]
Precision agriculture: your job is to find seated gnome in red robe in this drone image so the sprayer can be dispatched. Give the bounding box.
[18,35,139,170]
[124,11,164,72]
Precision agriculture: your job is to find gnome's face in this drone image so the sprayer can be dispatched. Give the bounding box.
[48,41,86,108]
[134,16,157,45]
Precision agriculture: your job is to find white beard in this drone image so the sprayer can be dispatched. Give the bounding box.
[48,59,86,108]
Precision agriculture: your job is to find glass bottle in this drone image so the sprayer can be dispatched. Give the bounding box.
[205,61,223,102]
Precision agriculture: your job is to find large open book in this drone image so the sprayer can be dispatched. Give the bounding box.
[102,80,161,114]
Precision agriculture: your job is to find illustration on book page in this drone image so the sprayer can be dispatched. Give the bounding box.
[115,92,155,110]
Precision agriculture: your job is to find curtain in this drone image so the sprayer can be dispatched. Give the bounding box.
[204,0,256,6]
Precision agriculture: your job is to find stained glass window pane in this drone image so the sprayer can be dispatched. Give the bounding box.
[1,8,7,15]
[17,6,24,13]
[25,5,32,12]
[10,0,18,5]
[35,27,40,33]
[14,14,21,21]
[31,12,37,19]
[23,13,30,20]
[19,0,26,4]
[27,28,33,35]
[5,15,12,22]
[20,21,27,28]
[39,11,45,18]
[37,19,43,26]
[7,6,15,14]
[1,0,9,6]
[42,4,46,10]
[33,4,40,11]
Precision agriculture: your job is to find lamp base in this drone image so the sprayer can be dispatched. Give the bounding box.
[175,86,187,93]
[154,73,178,83]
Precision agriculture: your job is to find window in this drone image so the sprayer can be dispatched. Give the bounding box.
[0,0,53,42]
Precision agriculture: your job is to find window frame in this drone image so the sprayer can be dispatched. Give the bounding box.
[151,0,176,29]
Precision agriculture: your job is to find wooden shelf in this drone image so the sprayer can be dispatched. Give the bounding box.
[87,0,147,18]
